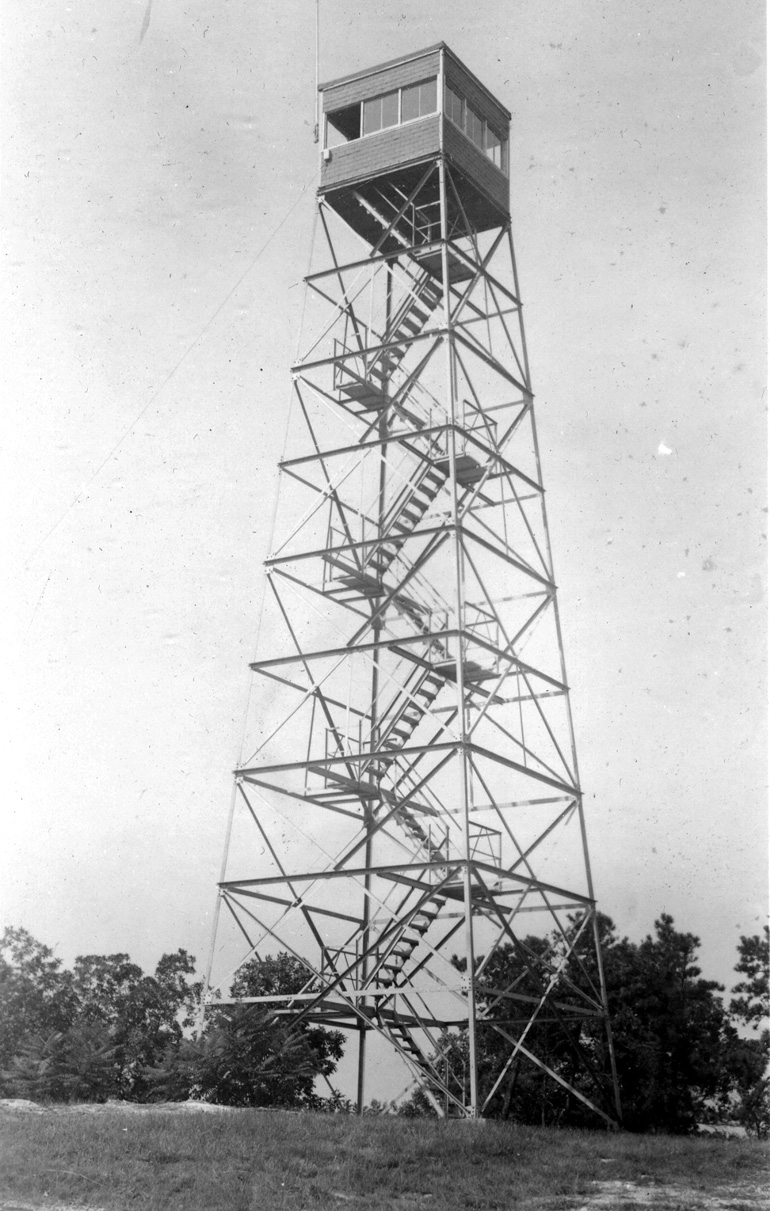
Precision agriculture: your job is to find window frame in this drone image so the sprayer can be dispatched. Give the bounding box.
[483,123,507,173]
[443,79,509,178]
[400,78,438,125]
[325,77,439,148]
[362,88,400,137]
[361,77,438,137]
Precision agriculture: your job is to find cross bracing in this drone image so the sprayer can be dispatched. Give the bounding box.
[203,141,621,1125]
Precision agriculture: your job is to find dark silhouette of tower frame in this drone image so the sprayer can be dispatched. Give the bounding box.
[203,43,622,1125]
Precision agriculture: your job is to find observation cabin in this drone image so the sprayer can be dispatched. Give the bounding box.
[318,43,510,255]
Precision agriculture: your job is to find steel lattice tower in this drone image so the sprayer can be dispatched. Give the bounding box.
[203,43,621,1125]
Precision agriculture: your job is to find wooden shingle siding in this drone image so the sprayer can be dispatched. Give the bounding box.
[443,121,509,215]
[320,115,441,191]
[322,50,441,114]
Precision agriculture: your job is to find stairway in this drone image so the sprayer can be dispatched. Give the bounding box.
[365,460,447,580]
[323,458,447,598]
[322,225,476,1094]
[378,272,444,384]
[378,887,446,984]
[367,712,456,1090]
[336,268,443,414]
[307,673,463,1099]
[373,867,451,1097]
[379,664,445,752]
[387,463,447,541]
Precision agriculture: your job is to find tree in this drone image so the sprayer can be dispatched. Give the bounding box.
[0,928,344,1108]
[58,1024,118,1102]
[0,927,203,1103]
[609,914,734,1132]
[71,949,201,1098]
[442,920,622,1127]
[1,1032,65,1102]
[414,914,739,1133]
[730,928,770,1029]
[727,928,769,1138]
[0,927,76,1080]
[149,953,345,1108]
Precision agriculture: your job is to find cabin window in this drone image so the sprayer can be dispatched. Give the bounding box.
[445,83,465,129]
[466,105,484,150]
[362,89,399,135]
[484,125,507,172]
[444,80,509,176]
[325,78,438,149]
[401,78,437,122]
[326,102,361,147]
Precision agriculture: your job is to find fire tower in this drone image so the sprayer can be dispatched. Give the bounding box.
[203,44,621,1124]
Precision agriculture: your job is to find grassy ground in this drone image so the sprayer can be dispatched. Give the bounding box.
[0,1104,767,1211]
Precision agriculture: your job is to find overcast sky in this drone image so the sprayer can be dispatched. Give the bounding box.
[2,0,766,1013]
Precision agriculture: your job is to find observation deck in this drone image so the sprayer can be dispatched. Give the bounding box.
[318,43,511,247]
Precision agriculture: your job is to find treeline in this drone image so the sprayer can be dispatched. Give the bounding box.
[403,915,769,1136]
[0,933,342,1111]
[0,917,767,1134]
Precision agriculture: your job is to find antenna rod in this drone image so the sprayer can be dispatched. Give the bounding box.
[314,0,320,143]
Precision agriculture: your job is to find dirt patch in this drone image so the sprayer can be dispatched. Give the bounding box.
[573,1179,770,1209]
[0,1101,43,1115]
[0,1204,107,1211]
[4,1185,768,1211]
[0,1097,234,1117]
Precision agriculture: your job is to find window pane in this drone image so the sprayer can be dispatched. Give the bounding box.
[467,106,483,148]
[419,78,437,115]
[403,78,437,121]
[445,83,465,128]
[381,90,398,129]
[362,97,381,135]
[485,126,502,167]
[401,83,420,123]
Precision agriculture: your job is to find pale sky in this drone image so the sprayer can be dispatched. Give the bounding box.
[2,0,766,1020]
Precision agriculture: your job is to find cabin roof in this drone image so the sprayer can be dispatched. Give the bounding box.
[318,42,511,121]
